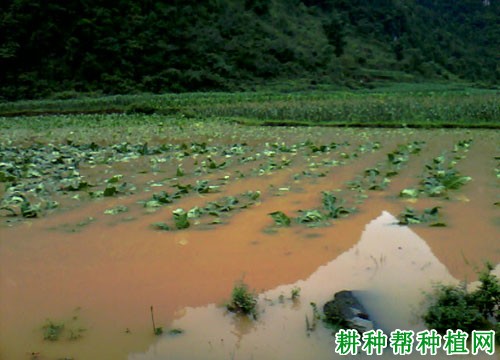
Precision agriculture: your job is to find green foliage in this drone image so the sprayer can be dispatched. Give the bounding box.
[397,206,445,227]
[168,328,184,335]
[291,287,301,300]
[151,222,171,231]
[321,192,353,219]
[424,284,485,334]
[471,262,500,320]
[297,209,325,226]
[1,89,498,128]
[172,209,190,230]
[269,211,291,227]
[423,263,500,334]
[42,320,65,341]
[41,309,86,341]
[1,1,498,100]
[227,281,258,318]
[104,205,128,215]
[420,152,472,197]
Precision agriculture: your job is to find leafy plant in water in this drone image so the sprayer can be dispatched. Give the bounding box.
[43,320,64,341]
[269,211,291,227]
[193,180,211,194]
[227,281,258,318]
[172,208,190,229]
[21,198,40,218]
[419,153,472,197]
[291,287,301,300]
[103,185,117,197]
[322,192,353,219]
[169,328,184,335]
[104,205,128,215]
[399,188,419,199]
[147,191,173,207]
[151,222,171,231]
[207,157,226,170]
[397,206,445,226]
[106,174,123,184]
[187,206,204,219]
[243,190,260,202]
[297,209,325,226]
[171,183,191,197]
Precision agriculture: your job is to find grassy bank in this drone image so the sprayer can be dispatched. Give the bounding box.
[0,83,498,128]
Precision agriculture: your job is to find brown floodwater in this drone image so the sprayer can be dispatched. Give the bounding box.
[0,127,498,360]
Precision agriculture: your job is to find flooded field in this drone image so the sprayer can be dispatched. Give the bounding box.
[0,120,499,359]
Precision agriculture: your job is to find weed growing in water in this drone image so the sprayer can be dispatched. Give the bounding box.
[42,320,64,341]
[291,287,301,300]
[150,306,163,336]
[227,281,258,319]
[41,310,86,341]
[168,328,184,335]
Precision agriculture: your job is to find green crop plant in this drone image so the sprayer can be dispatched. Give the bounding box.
[269,211,291,227]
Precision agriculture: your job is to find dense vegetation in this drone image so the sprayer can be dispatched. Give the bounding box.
[1,0,498,100]
[1,84,498,128]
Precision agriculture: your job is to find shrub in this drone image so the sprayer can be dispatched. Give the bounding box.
[423,263,499,334]
[227,281,258,318]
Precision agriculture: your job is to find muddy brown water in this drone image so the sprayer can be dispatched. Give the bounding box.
[0,127,499,359]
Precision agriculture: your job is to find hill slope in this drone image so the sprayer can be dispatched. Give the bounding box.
[0,0,498,100]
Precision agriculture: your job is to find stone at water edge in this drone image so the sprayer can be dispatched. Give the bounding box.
[323,290,374,333]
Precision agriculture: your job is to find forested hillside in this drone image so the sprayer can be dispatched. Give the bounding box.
[1,0,498,100]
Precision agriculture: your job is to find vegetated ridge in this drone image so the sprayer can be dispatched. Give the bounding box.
[1,0,498,100]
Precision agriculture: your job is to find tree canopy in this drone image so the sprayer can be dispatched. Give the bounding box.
[1,0,498,100]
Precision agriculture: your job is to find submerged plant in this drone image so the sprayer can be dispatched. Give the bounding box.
[321,192,354,219]
[269,211,291,227]
[168,328,184,335]
[172,208,190,229]
[397,206,445,226]
[227,281,258,318]
[42,320,64,341]
[150,306,163,336]
[291,287,301,300]
[297,209,325,226]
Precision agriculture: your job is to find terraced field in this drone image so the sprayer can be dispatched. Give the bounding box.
[0,116,498,359]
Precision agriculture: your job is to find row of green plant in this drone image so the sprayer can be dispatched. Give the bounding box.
[347,140,425,192]
[151,191,261,231]
[0,139,254,219]
[268,140,426,228]
[269,191,356,228]
[1,87,498,128]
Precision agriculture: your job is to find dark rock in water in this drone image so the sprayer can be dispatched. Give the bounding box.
[323,290,374,333]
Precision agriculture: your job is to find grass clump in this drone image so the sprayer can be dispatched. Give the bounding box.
[227,281,258,319]
[423,263,499,336]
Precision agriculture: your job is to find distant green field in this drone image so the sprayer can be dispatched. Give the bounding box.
[0,83,498,128]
